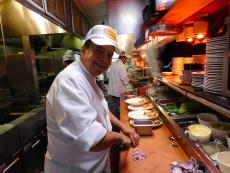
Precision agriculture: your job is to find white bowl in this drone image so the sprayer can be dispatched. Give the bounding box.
[187,124,211,143]
[197,113,218,127]
[216,151,230,173]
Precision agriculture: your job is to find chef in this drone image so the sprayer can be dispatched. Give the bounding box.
[44,24,139,173]
[63,54,74,67]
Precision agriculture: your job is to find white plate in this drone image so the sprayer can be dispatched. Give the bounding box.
[129,118,163,127]
[127,103,154,111]
[161,71,173,76]
[128,110,158,120]
[125,97,149,106]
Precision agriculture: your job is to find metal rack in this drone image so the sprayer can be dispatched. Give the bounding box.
[153,73,230,118]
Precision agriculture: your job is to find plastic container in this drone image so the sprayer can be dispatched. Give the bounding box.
[197,113,218,127]
[209,122,230,142]
[187,124,211,143]
[216,151,230,173]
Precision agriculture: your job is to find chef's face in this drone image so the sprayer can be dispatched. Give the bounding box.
[81,41,115,77]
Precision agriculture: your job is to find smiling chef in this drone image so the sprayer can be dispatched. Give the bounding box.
[44,24,139,173]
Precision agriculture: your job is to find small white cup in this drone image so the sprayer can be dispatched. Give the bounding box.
[226,134,230,148]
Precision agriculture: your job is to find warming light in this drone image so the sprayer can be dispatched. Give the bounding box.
[184,25,195,43]
[193,20,209,40]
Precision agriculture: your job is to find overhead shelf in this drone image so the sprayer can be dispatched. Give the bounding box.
[153,73,230,117]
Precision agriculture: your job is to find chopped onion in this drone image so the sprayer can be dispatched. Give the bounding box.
[132,148,146,161]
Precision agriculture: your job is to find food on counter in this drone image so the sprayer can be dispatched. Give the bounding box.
[128,109,158,120]
[163,100,204,114]
[164,104,179,113]
[178,100,204,114]
[142,102,154,109]
[153,119,161,125]
[143,109,158,117]
[125,97,149,106]
[210,122,230,131]
[128,102,154,111]
[187,124,211,143]
[216,151,230,173]
[197,113,218,127]
[170,157,204,173]
[209,122,230,141]
[132,148,146,161]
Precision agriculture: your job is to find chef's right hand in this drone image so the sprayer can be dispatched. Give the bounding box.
[119,134,132,150]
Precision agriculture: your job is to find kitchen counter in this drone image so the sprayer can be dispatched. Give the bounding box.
[119,101,189,173]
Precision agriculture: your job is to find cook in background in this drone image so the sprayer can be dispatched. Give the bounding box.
[108,51,130,119]
[63,54,75,68]
[44,24,139,173]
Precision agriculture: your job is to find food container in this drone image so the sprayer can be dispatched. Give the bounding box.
[216,151,230,173]
[209,122,230,142]
[187,124,211,143]
[200,141,229,160]
[137,86,148,95]
[197,113,218,127]
[131,120,153,136]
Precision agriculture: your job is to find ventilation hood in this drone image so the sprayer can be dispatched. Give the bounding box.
[0,0,67,37]
[148,24,182,36]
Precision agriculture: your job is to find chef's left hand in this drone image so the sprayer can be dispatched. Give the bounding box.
[123,128,139,147]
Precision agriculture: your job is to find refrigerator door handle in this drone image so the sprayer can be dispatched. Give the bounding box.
[32,139,40,148]
[3,157,20,173]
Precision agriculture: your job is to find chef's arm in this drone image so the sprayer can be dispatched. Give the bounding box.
[109,111,139,147]
[109,111,127,132]
[90,130,131,152]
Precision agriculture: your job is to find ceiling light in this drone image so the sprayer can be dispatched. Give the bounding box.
[184,25,195,43]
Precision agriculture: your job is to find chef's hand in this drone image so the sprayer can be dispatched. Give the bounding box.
[122,128,139,147]
[118,134,132,151]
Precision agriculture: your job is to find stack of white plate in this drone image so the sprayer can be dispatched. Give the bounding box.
[204,36,228,94]
[191,71,204,88]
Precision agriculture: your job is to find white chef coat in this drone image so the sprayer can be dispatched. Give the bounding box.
[108,59,129,97]
[44,60,112,173]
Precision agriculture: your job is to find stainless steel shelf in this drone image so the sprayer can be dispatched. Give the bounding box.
[153,73,230,118]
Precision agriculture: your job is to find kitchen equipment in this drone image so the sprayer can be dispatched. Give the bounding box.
[130,120,154,136]
[216,151,230,173]
[187,124,211,143]
[197,113,218,127]
[200,140,230,160]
